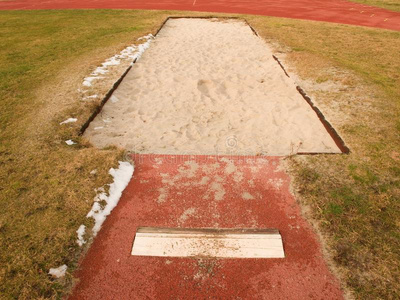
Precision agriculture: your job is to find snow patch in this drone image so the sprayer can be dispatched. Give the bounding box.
[134,36,153,62]
[82,94,99,101]
[92,66,109,75]
[83,76,103,87]
[87,161,134,236]
[49,265,67,278]
[82,34,154,89]
[76,225,86,247]
[138,34,153,41]
[65,140,76,145]
[60,118,77,125]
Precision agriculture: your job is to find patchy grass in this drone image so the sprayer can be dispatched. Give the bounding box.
[246,17,400,299]
[0,9,209,298]
[348,0,400,12]
[1,8,399,299]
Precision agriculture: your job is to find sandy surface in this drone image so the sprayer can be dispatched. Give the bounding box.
[84,18,340,155]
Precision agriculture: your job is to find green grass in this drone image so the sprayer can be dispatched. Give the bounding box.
[348,0,400,12]
[1,9,400,299]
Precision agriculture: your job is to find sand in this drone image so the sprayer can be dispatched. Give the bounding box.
[84,18,341,155]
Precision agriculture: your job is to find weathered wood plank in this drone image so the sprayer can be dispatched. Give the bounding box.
[132,227,285,258]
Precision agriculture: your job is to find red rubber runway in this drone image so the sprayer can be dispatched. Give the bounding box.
[1,0,399,31]
[70,155,343,299]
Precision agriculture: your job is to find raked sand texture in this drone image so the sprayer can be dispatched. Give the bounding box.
[84,18,341,155]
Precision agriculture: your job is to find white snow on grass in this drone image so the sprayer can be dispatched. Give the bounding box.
[49,264,67,278]
[92,66,109,75]
[137,34,153,41]
[82,94,99,101]
[60,118,77,125]
[83,76,104,87]
[65,140,76,145]
[82,34,154,88]
[134,36,153,62]
[87,161,134,236]
[76,225,86,247]
[102,56,121,67]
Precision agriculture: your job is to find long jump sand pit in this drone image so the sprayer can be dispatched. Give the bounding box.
[84,18,342,155]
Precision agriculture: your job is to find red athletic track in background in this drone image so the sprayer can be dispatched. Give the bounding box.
[1,0,399,31]
[70,155,343,299]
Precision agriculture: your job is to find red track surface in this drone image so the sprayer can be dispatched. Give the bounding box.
[1,0,400,31]
[70,155,343,299]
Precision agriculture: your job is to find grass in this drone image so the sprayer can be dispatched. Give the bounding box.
[348,0,400,12]
[246,16,400,299]
[0,8,399,299]
[0,9,198,299]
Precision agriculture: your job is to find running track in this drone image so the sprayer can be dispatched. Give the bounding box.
[70,155,344,299]
[1,0,400,31]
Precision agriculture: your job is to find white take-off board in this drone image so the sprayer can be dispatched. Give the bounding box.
[131,227,285,258]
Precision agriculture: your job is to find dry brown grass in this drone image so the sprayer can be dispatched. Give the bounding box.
[0,9,210,298]
[1,9,399,299]
[246,17,400,299]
